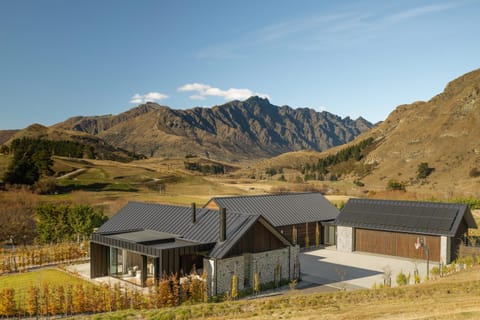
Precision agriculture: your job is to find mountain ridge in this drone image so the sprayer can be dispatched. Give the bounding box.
[54,96,373,160]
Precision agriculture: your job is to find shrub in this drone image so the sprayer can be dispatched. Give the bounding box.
[430,266,440,279]
[386,179,406,191]
[396,271,408,286]
[417,162,434,179]
[34,177,57,194]
[469,167,480,178]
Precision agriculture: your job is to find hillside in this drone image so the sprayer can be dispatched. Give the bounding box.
[260,69,480,197]
[2,124,141,162]
[54,96,373,161]
[0,130,18,145]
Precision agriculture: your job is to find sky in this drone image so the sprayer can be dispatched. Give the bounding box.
[1,0,479,130]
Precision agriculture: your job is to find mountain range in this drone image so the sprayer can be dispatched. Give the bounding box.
[52,97,372,160]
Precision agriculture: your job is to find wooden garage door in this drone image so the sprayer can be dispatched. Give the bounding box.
[355,229,440,261]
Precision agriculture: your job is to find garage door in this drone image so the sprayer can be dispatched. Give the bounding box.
[355,229,440,261]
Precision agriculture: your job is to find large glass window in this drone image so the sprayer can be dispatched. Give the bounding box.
[109,248,144,285]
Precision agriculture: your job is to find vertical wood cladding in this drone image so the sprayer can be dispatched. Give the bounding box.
[225,221,286,258]
[355,229,441,261]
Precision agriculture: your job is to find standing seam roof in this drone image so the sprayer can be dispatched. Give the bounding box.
[335,198,476,236]
[208,192,339,226]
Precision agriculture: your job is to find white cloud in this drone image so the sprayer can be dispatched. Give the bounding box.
[178,83,269,101]
[129,92,168,104]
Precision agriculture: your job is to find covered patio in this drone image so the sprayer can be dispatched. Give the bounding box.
[90,230,213,287]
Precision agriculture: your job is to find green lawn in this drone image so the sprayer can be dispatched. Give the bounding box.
[0,268,90,298]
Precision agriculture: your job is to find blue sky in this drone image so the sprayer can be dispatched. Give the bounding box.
[1,0,479,129]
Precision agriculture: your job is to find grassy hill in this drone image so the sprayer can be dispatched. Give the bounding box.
[31,156,247,215]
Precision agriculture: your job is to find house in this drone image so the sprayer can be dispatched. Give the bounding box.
[335,198,477,264]
[90,202,299,295]
[204,192,339,248]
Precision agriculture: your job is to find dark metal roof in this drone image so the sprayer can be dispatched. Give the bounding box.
[206,192,339,226]
[335,198,477,237]
[94,202,289,259]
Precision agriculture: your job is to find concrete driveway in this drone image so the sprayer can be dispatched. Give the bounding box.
[298,247,432,291]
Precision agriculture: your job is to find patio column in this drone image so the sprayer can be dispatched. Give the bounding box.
[154,257,160,285]
[141,255,147,287]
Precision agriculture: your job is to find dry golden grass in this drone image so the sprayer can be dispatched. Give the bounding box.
[90,266,480,320]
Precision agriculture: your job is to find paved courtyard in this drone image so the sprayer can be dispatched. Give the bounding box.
[298,247,432,291]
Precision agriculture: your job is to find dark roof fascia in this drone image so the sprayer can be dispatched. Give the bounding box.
[339,223,454,237]
[91,233,163,257]
[91,233,205,257]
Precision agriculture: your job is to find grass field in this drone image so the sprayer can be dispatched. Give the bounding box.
[0,268,91,300]
[89,266,480,319]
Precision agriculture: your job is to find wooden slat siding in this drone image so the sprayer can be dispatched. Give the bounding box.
[224,220,286,258]
[277,222,322,247]
[90,242,109,278]
[355,229,441,261]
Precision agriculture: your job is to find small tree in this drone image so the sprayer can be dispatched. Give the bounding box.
[253,272,260,295]
[0,287,16,317]
[26,286,39,317]
[231,273,238,300]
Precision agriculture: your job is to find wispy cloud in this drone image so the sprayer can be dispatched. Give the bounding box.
[178,83,269,101]
[130,92,168,104]
[387,4,456,23]
[197,2,459,58]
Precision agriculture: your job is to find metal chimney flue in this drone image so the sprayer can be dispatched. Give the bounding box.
[191,203,196,223]
[219,207,226,242]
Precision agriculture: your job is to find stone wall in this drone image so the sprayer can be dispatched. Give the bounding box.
[204,246,300,296]
[336,226,354,252]
[250,247,290,287]
[204,255,245,296]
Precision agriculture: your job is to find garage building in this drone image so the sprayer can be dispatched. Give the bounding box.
[335,199,477,264]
